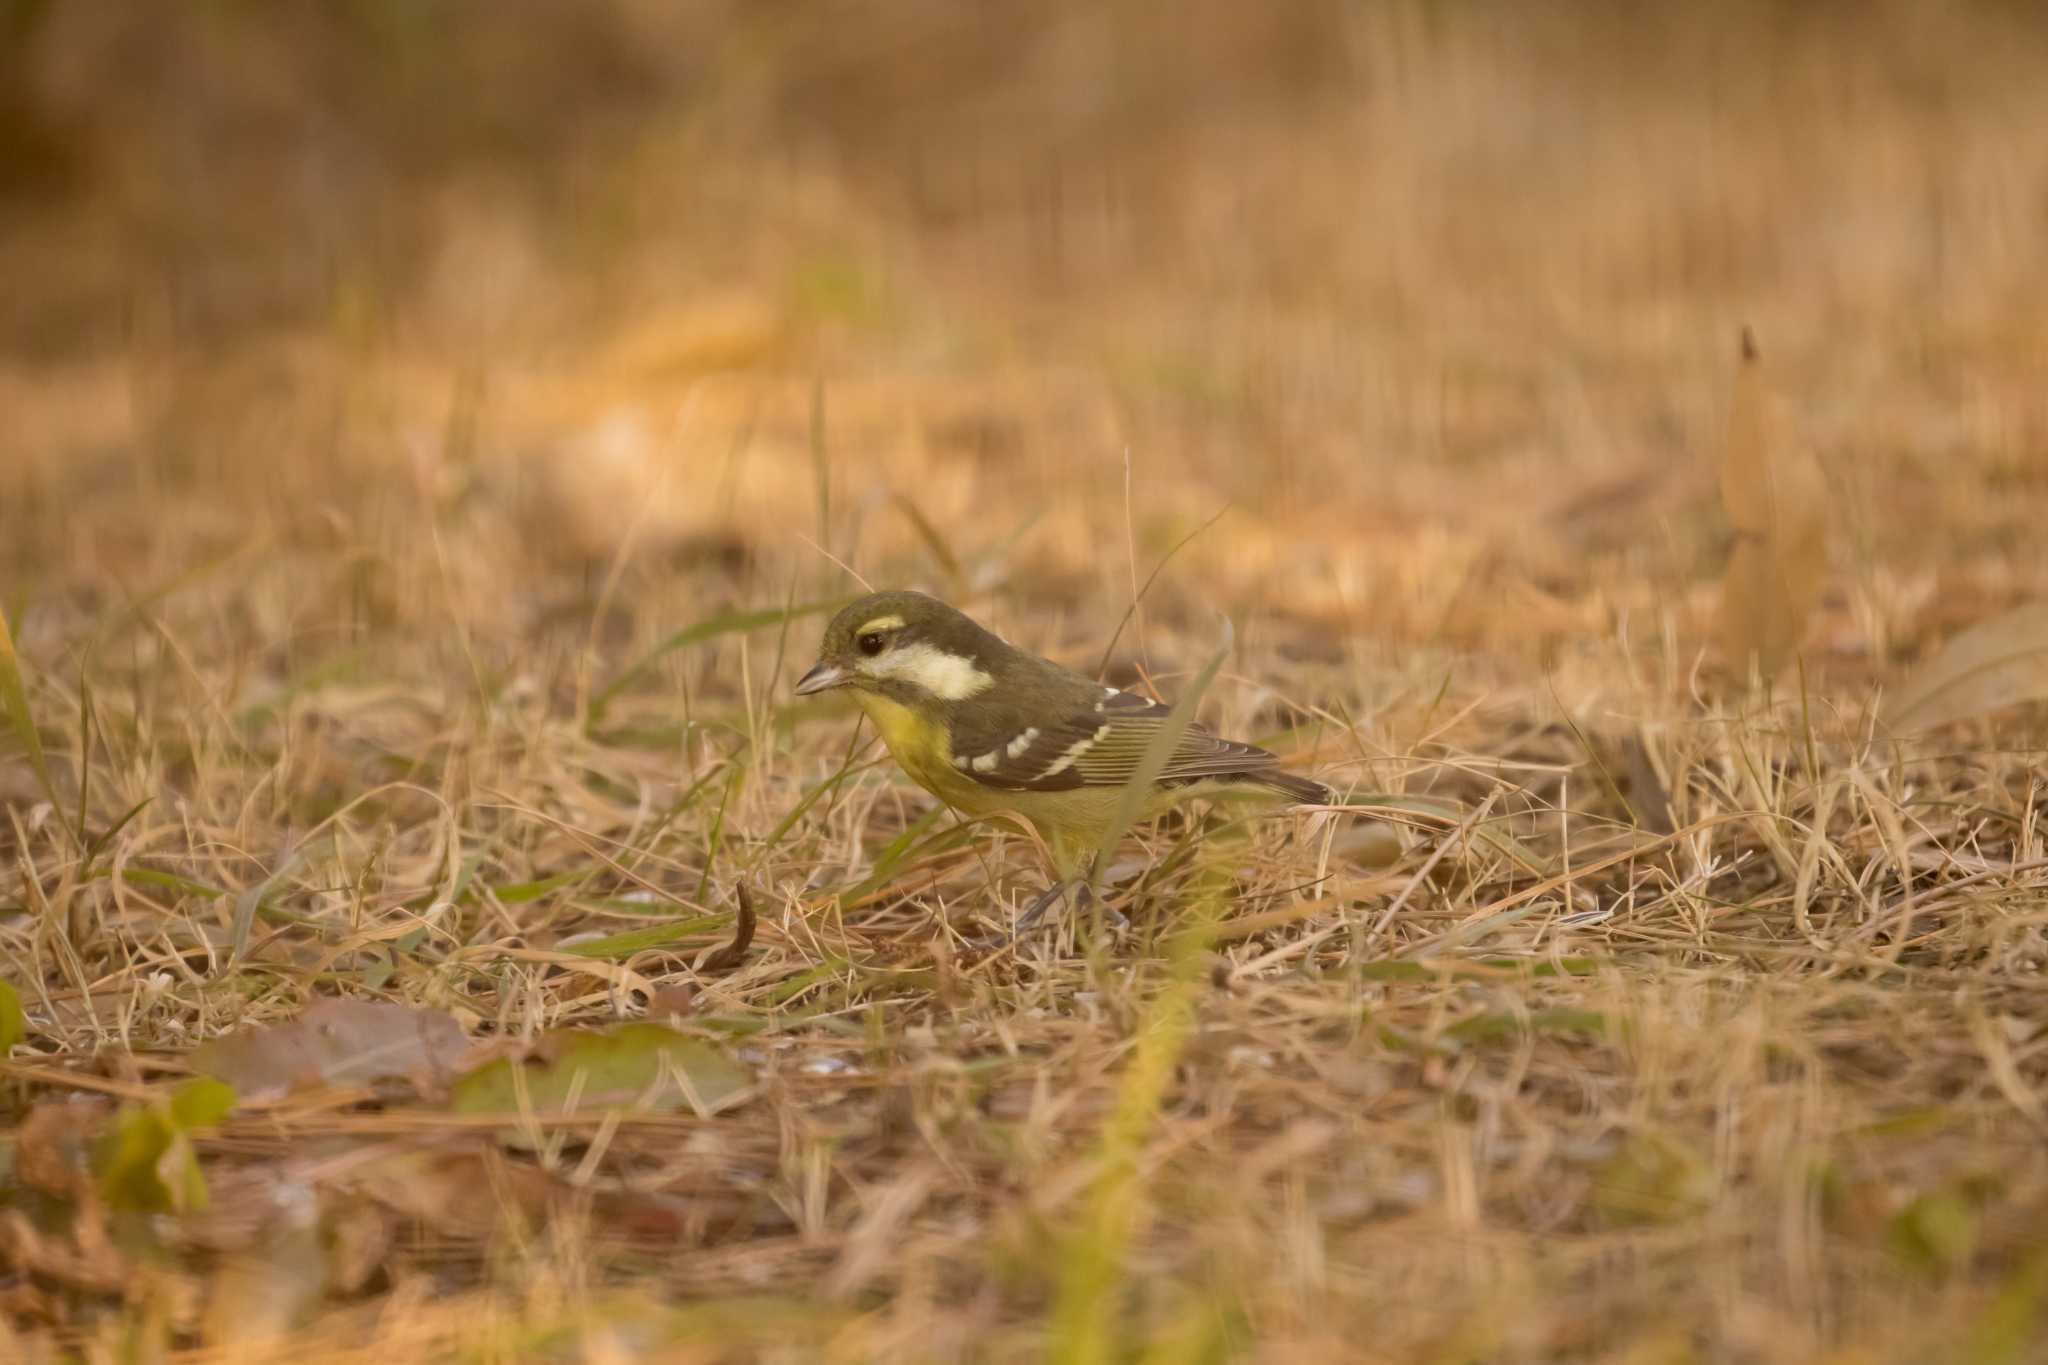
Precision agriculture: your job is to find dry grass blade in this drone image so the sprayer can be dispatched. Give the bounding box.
[589,598,847,721]
[1093,503,1230,680]
[1881,602,2048,734]
[1717,331,1829,682]
[891,492,964,589]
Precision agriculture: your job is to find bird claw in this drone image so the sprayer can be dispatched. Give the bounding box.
[972,878,1124,950]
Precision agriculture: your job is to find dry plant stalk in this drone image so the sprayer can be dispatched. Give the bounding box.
[1717,331,1829,683]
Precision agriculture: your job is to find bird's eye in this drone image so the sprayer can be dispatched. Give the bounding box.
[857,631,887,656]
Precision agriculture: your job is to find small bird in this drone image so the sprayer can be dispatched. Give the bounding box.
[794,590,1329,931]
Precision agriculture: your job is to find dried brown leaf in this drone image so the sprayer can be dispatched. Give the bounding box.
[1716,333,1828,681]
[1881,604,2048,734]
[201,1201,327,1349]
[192,1000,476,1102]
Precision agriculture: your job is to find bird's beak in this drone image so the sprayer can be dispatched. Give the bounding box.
[794,661,848,695]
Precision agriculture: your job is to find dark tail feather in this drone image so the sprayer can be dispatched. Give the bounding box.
[1252,769,1331,807]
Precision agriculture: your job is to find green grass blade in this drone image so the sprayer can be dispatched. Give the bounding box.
[1052,802,1239,1362]
[0,602,60,822]
[559,913,734,959]
[84,797,154,867]
[0,979,24,1051]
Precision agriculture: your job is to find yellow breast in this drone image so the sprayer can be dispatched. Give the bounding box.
[851,692,1001,815]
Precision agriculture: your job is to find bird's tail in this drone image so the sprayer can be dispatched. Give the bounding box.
[1253,770,1332,807]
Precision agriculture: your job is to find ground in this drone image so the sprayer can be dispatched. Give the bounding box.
[2,3,2047,1362]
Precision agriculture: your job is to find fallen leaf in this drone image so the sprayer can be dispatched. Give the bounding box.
[1881,603,2048,734]
[1716,331,1828,682]
[192,999,475,1101]
[323,1199,392,1295]
[344,1147,559,1237]
[13,1097,112,1198]
[94,1077,236,1215]
[200,1182,326,1349]
[645,983,697,1021]
[0,1203,129,1297]
[450,1022,751,1145]
[1622,732,1676,834]
[1592,1132,1714,1225]
[1888,1189,1979,1276]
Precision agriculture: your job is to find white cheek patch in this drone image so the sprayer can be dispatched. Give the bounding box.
[859,642,994,701]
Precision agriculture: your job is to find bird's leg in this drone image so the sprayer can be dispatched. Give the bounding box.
[977,863,1127,950]
[1008,877,1080,938]
[1007,858,1129,942]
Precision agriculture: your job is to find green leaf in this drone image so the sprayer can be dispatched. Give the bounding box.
[112,866,228,899]
[1592,1133,1714,1225]
[1962,1246,2048,1365]
[0,979,24,1051]
[449,1023,751,1145]
[169,1075,238,1128]
[1888,1190,1979,1275]
[590,598,851,721]
[484,869,589,904]
[1443,1008,1609,1045]
[95,1079,235,1214]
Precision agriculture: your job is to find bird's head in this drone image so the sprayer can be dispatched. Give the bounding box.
[795,590,999,706]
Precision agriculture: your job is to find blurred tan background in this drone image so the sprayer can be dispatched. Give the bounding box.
[7,11,2048,1360]
[4,0,2046,678]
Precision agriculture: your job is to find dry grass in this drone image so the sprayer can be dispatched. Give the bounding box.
[3,2,2048,1361]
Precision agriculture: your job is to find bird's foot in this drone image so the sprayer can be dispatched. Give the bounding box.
[974,878,1125,950]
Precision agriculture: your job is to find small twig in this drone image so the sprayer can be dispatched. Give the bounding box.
[702,882,758,971]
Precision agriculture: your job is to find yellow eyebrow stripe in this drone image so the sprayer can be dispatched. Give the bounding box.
[856,615,905,635]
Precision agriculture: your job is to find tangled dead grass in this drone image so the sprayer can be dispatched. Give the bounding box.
[3,3,2048,1361]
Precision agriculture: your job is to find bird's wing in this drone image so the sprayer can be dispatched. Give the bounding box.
[948,688,1289,793]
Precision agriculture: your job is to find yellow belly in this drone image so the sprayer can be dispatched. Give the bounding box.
[851,692,1127,876]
